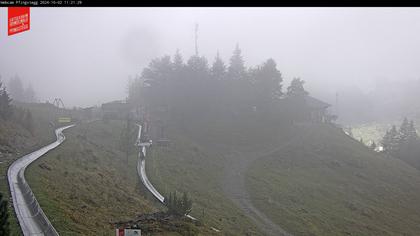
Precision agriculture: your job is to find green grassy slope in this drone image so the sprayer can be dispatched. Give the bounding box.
[147,129,263,235]
[26,121,156,235]
[146,115,297,235]
[246,123,420,236]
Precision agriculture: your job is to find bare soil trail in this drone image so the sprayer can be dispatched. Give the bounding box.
[221,134,302,236]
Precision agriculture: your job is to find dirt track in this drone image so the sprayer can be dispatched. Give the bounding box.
[222,148,292,236]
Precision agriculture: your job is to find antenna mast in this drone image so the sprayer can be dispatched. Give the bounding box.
[335,92,339,117]
[195,23,199,56]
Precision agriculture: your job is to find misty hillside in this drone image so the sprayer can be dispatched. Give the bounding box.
[141,112,420,236]
[247,123,420,236]
[3,7,420,236]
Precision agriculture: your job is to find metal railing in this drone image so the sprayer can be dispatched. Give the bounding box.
[8,125,74,236]
[16,169,59,236]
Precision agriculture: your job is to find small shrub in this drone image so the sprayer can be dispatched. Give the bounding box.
[164,191,193,217]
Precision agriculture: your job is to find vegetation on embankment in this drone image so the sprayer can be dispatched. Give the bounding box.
[0,104,57,236]
[246,123,420,236]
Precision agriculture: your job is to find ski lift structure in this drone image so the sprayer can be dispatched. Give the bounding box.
[52,98,72,123]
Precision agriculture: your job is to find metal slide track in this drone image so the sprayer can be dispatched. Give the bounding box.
[8,125,74,236]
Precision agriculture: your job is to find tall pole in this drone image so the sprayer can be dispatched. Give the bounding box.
[335,92,339,117]
[195,23,199,56]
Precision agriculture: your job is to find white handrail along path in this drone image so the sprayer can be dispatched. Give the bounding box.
[8,124,75,236]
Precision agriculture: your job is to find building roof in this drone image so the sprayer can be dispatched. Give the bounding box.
[304,95,331,109]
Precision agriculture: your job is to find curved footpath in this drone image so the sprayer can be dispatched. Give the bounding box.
[8,124,74,236]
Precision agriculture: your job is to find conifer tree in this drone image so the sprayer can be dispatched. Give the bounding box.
[173,49,184,71]
[408,120,418,140]
[211,52,227,80]
[287,78,308,97]
[0,81,13,120]
[164,191,193,216]
[382,125,400,155]
[8,75,24,102]
[252,58,283,105]
[228,44,246,80]
[399,117,410,143]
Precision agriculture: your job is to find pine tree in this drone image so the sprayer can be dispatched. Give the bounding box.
[408,120,418,140]
[8,75,25,102]
[287,78,309,97]
[187,55,209,75]
[382,125,400,155]
[165,191,193,216]
[381,130,391,151]
[0,192,10,236]
[389,125,401,152]
[399,117,410,143]
[228,44,246,80]
[211,52,227,80]
[252,58,283,105]
[0,81,13,120]
[173,49,184,70]
[182,192,193,215]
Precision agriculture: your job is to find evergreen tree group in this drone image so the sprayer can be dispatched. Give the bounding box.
[381,118,418,156]
[0,81,13,120]
[128,45,311,125]
[287,78,308,97]
[7,75,37,103]
[0,79,34,135]
[164,191,193,217]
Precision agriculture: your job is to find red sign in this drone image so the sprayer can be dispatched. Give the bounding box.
[8,7,30,36]
[116,228,124,236]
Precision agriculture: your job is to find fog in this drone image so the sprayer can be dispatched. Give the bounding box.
[1,7,420,119]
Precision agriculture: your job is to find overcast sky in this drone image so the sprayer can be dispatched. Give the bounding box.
[1,7,420,107]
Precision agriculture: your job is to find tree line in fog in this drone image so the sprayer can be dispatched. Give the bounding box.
[127,45,312,125]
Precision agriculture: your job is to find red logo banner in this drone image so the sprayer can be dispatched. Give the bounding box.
[8,7,30,36]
